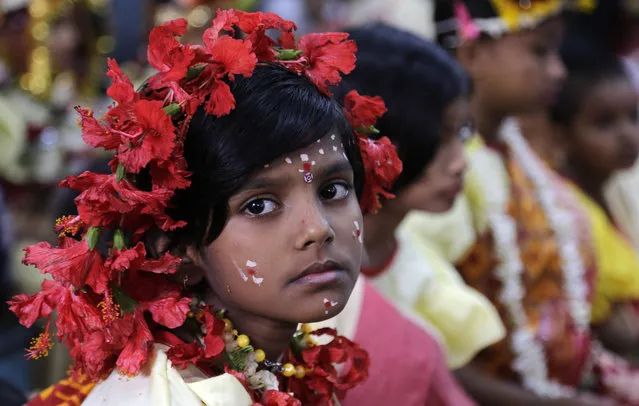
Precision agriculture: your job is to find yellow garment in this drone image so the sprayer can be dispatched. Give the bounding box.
[82,345,253,406]
[368,208,506,369]
[569,185,639,324]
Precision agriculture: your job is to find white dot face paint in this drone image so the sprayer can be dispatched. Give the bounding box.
[319,148,324,155]
[323,297,339,314]
[285,158,293,164]
[332,146,338,152]
[352,220,362,243]
[330,134,336,140]
[264,164,270,169]
[300,154,309,162]
[243,260,263,286]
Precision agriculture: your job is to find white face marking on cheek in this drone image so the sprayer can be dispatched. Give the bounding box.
[311,161,316,166]
[353,221,362,243]
[319,148,324,155]
[264,164,270,168]
[317,139,321,143]
[300,154,309,162]
[331,134,336,140]
[252,276,264,286]
[323,297,339,314]
[332,146,338,152]
[285,157,293,164]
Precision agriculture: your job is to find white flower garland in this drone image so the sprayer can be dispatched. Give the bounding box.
[475,119,590,397]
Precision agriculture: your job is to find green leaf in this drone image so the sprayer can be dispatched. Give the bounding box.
[113,229,125,251]
[163,103,181,116]
[84,227,102,251]
[112,285,139,316]
[115,163,126,182]
[356,125,380,135]
[277,49,303,60]
[289,332,307,355]
[186,65,206,80]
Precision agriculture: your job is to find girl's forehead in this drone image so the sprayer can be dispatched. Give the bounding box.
[263,133,348,171]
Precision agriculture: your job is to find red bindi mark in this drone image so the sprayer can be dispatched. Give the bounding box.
[247,269,256,276]
[303,162,311,172]
[324,301,332,309]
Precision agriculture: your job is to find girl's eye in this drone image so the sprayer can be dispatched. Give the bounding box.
[242,199,278,217]
[320,182,350,201]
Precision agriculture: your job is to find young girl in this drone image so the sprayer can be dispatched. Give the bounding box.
[551,47,639,404]
[335,23,505,372]
[432,1,621,405]
[11,10,402,405]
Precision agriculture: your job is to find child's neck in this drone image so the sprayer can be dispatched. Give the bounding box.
[362,203,407,270]
[563,161,611,214]
[471,96,506,145]
[204,291,298,363]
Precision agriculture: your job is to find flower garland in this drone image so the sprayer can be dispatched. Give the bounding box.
[162,303,369,406]
[7,8,400,406]
[474,118,589,397]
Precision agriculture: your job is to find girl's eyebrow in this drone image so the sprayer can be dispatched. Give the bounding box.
[239,158,353,194]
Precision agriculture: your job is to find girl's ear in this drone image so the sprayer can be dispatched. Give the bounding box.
[146,228,205,287]
[178,245,206,287]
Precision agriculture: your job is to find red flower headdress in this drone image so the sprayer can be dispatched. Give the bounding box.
[8,8,399,403]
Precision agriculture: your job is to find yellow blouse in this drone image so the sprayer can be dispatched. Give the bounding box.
[569,184,639,324]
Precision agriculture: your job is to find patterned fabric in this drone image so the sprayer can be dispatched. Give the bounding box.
[27,375,95,406]
[457,145,596,387]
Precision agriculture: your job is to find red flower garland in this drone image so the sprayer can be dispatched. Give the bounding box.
[9,8,390,404]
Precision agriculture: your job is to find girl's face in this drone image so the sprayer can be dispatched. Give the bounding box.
[397,97,469,213]
[193,133,363,323]
[563,76,639,177]
[465,17,566,114]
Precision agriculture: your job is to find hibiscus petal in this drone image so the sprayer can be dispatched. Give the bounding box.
[205,79,236,117]
[106,58,137,104]
[343,90,387,129]
[147,19,194,81]
[116,310,154,375]
[147,295,191,329]
[8,279,67,327]
[75,107,121,151]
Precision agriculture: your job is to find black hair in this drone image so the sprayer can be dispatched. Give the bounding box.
[336,23,470,192]
[0,379,27,406]
[145,64,364,249]
[550,43,628,126]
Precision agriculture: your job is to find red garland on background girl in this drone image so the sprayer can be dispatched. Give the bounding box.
[8,9,400,406]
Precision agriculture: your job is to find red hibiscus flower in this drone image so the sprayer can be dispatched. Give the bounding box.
[75,107,122,151]
[22,238,109,294]
[145,19,197,110]
[8,279,68,328]
[259,390,302,406]
[61,172,184,233]
[106,58,138,105]
[234,10,297,61]
[199,13,258,117]
[289,328,369,405]
[357,136,403,214]
[110,99,178,173]
[343,90,387,129]
[166,341,205,370]
[200,309,226,358]
[297,33,357,95]
[116,309,155,375]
